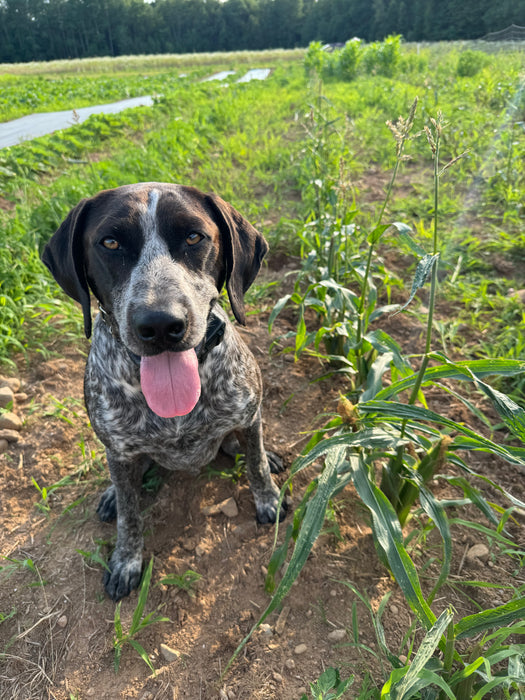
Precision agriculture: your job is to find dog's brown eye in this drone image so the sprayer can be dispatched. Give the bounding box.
[186,232,203,246]
[101,237,120,250]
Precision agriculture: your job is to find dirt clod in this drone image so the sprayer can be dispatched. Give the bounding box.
[160,643,181,662]
[0,412,22,431]
[0,376,21,393]
[466,543,490,563]
[327,629,346,642]
[0,428,20,442]
[0,386,14,408]
[219,497,238,518]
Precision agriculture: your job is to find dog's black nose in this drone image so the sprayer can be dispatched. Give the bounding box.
[134,310,187,345]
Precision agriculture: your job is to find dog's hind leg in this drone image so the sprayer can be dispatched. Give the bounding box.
[237,411,287,525]
[101,451,150,601]
[221,432,285,475]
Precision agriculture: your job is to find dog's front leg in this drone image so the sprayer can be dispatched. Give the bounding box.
[238,410,287,524]
[102,451,147,601]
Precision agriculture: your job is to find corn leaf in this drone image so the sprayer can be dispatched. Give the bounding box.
[418,488,452,603]
[226,446,348,674]
[268,294,291,333]
[359,400,525,467]
[291,427,405,477]
[395,253,439,314]
[387,609,453,700]
[455,597,525,639]
[131,556,154,635]
[349,454,436,630]
[376,358,525,400]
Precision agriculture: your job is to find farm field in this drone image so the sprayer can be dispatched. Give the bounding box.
[0,43,524,699]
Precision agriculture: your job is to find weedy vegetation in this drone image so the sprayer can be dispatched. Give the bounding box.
[112,558,169,673]
[0,39,524,697]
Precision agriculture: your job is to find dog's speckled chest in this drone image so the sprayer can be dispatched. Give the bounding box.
[84,313,261,472]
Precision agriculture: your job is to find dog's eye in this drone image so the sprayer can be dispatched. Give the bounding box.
[101,237,120,251]
[186,232,203,246]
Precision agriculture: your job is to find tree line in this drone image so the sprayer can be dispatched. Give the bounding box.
[1,0,523,64]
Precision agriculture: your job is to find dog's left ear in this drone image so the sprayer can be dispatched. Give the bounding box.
[207,194,268,325]
[42,198,93,338]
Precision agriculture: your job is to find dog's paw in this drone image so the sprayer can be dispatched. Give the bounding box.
[267,451,285,474]
[255,489,288,524]
[97,485,117,522]
[104,551,142,602]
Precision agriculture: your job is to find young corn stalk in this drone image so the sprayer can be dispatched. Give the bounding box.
[229,105,525,685]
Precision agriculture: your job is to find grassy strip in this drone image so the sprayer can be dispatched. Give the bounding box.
[0,64,305,365]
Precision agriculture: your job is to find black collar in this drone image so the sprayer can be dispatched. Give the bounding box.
[97,305,226,367]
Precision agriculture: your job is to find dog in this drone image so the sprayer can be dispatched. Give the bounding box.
[42,182,287,601]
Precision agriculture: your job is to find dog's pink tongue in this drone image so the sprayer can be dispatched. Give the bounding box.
[140,349,200,418]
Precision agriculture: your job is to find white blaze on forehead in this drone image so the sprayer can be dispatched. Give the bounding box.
[140,188,160,238]
[136,188,170,264]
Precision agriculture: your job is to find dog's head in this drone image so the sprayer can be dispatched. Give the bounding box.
[42,183,268,354]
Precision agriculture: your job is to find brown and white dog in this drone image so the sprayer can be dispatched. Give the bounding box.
[42,182,286,601]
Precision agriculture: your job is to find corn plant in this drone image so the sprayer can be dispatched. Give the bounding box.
[270,97,418,392]
[113,558,169,673]
[228,104,525,686]
[380,606,525,699]
[158,569,202,598]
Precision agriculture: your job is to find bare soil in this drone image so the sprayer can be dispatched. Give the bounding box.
[0,275,524,700]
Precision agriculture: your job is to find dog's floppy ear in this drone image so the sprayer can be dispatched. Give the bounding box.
[42,198,93,338]
[207,194,268,325]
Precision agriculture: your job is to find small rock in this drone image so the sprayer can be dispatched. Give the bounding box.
[390,604,399,615]
[275,605,290,635]
[195,544,206,557]
[284,658,295,670]
[508,288,525,303]
[259,623,273,637]
[330,589,337,597]
[0,386,14,408]
[261,565,268,577]
[219,497,238,518]
[202,497,238,518]
[0,377,21,393]
[160,643,181,663]
[14,393,28,403]
[0,429,19,443]
[201,503,222,516]
[272,672,283,683]
[294,643,307,655]
[466,543,490,563]
[181,537,197,551]
[328,629,346,643]
[0,412,22,431]
[399,654,407,665]
[283,354,294,363]
[0,439,9,454]
[219,690,228,700]
[86,690,95,698]
[57,615,67,628]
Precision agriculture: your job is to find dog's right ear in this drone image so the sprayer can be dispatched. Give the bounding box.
[42,198,93,338]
